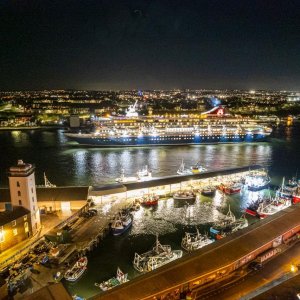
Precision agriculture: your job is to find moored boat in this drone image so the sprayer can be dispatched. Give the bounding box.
[177,160,192,175]
[191,162,207,174]
[133,236,183,273]
[218,182,242,195]
[245,171,271,191]
[210,207,248,239]
[95,268,129,291]
[181,228,213,252]
[137,165,152,181]
[140,194,159,206]
[64,257,88,282]
[111,211,133,236]
[173,191,196,201]
[201,186,216,196]
[256,197,291,219]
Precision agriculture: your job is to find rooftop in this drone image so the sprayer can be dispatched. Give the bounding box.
[0,206,30,226]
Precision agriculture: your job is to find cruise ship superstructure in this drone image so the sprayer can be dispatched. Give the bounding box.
[65,106,272,147]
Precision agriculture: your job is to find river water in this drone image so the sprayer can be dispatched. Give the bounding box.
[0,125,299,298]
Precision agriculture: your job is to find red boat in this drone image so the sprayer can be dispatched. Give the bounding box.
[141,195,159,206]
[292,194,300,204]
[245,208,257,217]
[218,183,242,195]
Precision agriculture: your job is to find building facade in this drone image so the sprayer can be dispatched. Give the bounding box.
[8,160,41,235]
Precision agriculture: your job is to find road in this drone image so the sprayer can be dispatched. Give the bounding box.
[199,241,300,300]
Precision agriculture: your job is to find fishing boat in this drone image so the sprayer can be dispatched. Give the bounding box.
[245,196,267,216]
[292,191,300,204]
[177,160,192,175]
[218,182,242,195]
[210,207,248,239]
[191,162,207,174]
[115,169,137,183]
[201,186,216,196]
[64,257,88,282]
[173,191,196,201]
[245,171,271,191]
[130,199,141,211]
[133,236,183,273]
[256,197,291,219]
[140,194,159,206]
[95,268,129,291]
[137,165,152,181]
[111,211,133,236]
[277,177,298,200]
[181,228,213,252]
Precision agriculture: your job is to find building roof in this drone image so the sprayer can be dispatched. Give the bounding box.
[0,186,89,203]
[123,164,252,190]
[0,206,30,226]
[89,165,263,196]
[95,205,300,300]
[36,186,89,202]
[23,283,72,300]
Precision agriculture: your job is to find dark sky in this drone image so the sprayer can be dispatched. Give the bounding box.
[0,0,299,91]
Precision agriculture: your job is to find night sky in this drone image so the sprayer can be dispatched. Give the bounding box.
[0,0,299,90]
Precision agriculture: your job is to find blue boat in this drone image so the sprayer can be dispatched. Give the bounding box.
[111,212,133,236]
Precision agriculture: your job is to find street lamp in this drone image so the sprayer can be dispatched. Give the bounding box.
[291,264,298,273]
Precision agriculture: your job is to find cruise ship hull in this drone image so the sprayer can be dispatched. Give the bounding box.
[66,133,268,147]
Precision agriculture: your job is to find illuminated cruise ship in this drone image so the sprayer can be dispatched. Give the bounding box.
[65,106,272,147]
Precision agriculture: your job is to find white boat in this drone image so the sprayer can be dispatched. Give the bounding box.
[64,257,88,282]
[256,197,291,219]
[137,165,152,181]
[173,191,196,201]
[133,236,183,273]
[181,228,213,252]
[177,160,192,175]
[95,268,129,291]
[115,169,137,183]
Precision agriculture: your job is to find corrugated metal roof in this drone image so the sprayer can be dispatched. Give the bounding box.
[36,186,89,201]
[96,205,300,300]
[0,186,89,203]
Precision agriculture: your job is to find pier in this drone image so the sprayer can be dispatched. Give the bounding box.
[2,164,267,299]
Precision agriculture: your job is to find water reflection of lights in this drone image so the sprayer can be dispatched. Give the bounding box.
[212,190,224,207]
[73,150,88,176]
[102,203,112,215]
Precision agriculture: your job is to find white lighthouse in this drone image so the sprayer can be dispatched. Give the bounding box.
[8,160,41,235]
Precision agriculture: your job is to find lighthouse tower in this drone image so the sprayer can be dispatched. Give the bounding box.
[8,160,41,235]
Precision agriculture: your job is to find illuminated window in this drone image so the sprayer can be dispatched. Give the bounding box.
[17,181,20,187]
[13,228,18,236]
[11,220,16,227]
[24,215,27,221]
[19,200,22,206]
[24,222,29,233]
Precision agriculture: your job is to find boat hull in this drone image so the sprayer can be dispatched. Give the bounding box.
[293,195,300,204]
[66,133,269,147]
[112,221,132,236]
[248,182,270,191]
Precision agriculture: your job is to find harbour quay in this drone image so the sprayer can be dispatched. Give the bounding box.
[1,164,266,299]
[88,164,263,205]
[95,204,300,300]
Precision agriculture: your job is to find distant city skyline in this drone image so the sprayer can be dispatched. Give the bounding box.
[1,0,299,91]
